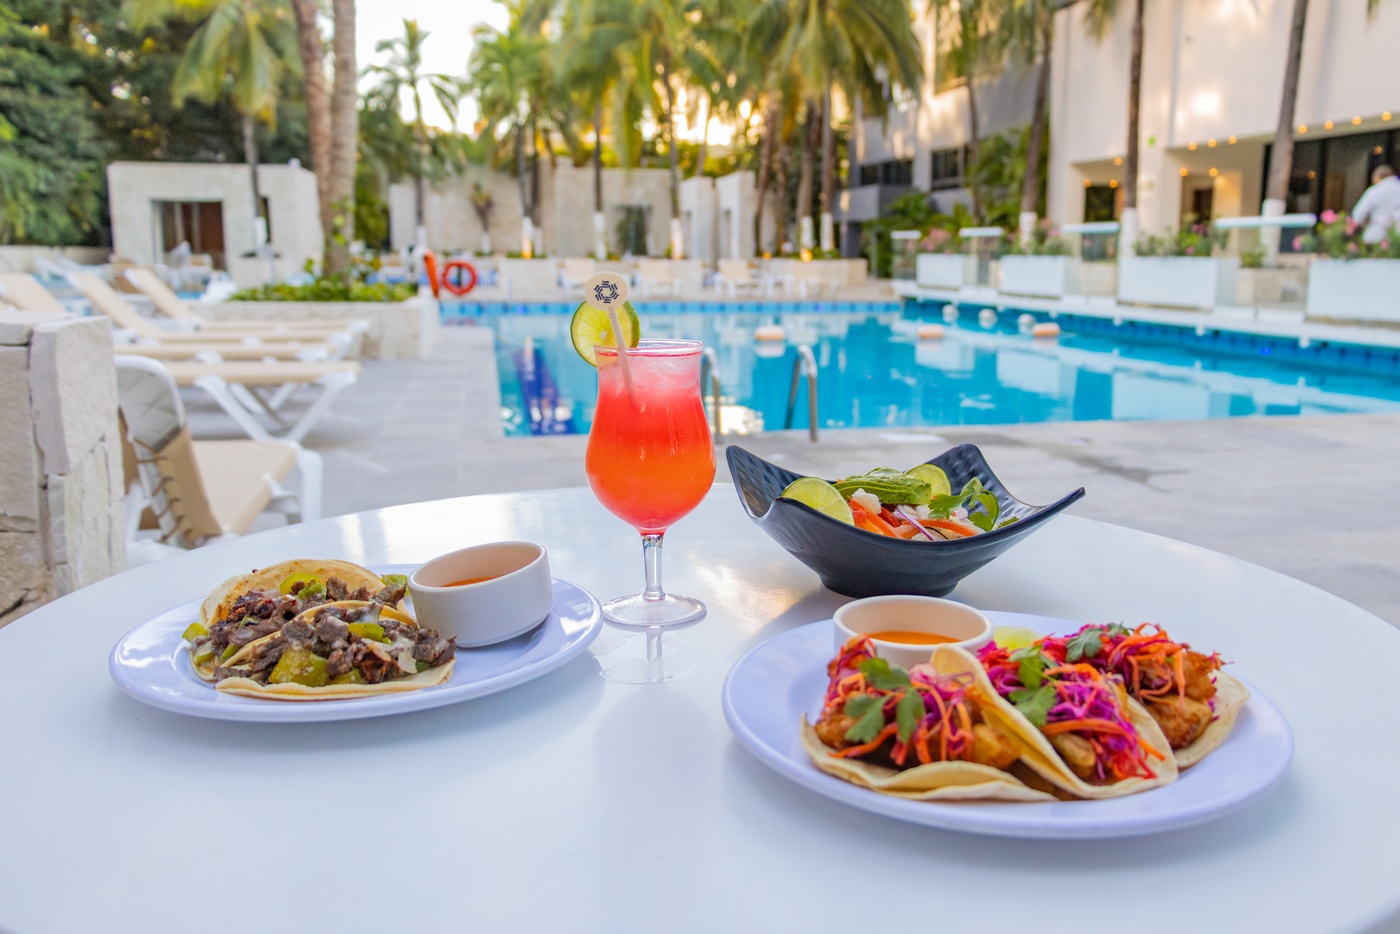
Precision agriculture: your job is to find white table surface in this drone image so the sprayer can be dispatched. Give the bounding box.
[3,486,1399,933]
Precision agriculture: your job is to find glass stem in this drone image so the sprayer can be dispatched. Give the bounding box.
[641,532,665,602]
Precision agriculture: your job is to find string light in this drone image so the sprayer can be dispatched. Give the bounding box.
[1209,167,1219,177]
[1298,124,1308,133]
[1109,179,1118,188]
[1228,135,1237,144]
[1353,116,1363,125]
[1324,120,1334,129]
[1187,141,1197,150]
[1384,112,1393,121]
[1179,167,1189,176]
[1083,179,1092,187]
[1113,156,1123,165]
[1207,139,1217,147]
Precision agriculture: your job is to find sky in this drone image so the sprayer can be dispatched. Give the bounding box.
[356,0,506,130]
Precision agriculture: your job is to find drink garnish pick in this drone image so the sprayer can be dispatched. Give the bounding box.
[584,271,634,394]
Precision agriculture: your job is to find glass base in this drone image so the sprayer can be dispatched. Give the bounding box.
[594,627,697,684]
[601,592,706,630]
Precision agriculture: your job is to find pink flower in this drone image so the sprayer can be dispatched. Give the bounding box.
[1185,246,1196,255]
[1346,217,1358,236]
[1292,236,1303,250]
[1321,209,1338,224]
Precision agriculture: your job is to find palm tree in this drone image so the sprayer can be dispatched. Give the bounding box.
[749,0,923,255]
[560,0,629,258]
[999,0,1065,244]
[366,19,466,247]
[932,0,994,219]
[324,0,358,279]
[469,1,551,255]
[1084,0,1144,255]
[127,0,298,256]
[287,0,330,241]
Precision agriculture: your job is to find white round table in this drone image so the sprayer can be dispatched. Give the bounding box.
[1,487,1397,933]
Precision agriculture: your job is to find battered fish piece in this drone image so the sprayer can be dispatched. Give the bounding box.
[1049,733,1097,780]
[970,722,1018,770]
[1145,695,1213,749]
[815,712,857,750]
[1181,650,1218,702]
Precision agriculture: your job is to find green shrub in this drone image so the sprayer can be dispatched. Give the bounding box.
[230,278,417,303]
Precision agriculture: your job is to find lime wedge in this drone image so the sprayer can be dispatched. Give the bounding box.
[781,477,854,525]
[570,300,640,366]
[992,625,1043,651]
[906,463,952,497]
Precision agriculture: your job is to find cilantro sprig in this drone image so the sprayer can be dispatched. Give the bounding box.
[840,658,928,745]
[1007,645,1056,727]
[1065,623,1132,663]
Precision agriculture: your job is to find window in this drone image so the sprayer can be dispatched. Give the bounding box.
[858,159,914,187]
[930,147,962,189]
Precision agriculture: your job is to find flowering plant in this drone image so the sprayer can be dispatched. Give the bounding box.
[918,227,962,254]
[1133,217,1225,257]
[1003,221,1070,256]
[1294,211,1400,260]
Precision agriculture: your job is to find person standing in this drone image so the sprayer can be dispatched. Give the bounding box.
[1352,165,1400,244]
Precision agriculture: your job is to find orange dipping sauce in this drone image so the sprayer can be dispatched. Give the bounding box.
[443,576,497,588]
[867,630,958,645]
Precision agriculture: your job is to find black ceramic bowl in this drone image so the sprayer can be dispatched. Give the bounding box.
[727,444,1085,598]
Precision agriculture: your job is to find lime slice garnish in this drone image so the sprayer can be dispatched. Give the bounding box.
[906,463,952,497]
[992,625,1043,650]
[570,300,640,366]
[781,477,854,525]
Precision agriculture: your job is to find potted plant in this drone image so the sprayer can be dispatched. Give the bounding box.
[1118,220,1237,310]
[999,225,1078,299]
[915,229,973,291]
[1302,211,1400,322]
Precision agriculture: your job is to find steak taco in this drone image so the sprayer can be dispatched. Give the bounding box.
[957,643,1177,799]
[187,599,455,700]
[802,638,1055,802]
[185,559,422,690]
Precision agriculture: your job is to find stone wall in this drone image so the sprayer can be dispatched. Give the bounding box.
[0,310,125,627]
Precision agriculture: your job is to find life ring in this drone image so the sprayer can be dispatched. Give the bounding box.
[442,260,477,296]
[422,251,440,298]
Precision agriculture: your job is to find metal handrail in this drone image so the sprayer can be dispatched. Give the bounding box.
[700,346,723,439]
[783,344,819,442]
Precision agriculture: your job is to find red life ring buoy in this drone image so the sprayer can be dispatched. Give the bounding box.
[422,251,441,298]
[441,260,477,296]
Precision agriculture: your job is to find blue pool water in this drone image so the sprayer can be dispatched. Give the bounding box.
[441,300,1400,437]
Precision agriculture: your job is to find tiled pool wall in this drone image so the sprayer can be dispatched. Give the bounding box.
[447,297,1400,377]
[944,301,1400,377]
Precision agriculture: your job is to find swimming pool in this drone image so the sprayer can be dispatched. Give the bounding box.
[442,300,1400,437]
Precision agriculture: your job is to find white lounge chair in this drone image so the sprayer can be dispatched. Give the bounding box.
[144,358,360,444]
[636,259,684,298]
[115,356,322,564]
[124,266,369,339]
[0,273,339,362]
[716,259,762,297]
[68,272,359,359]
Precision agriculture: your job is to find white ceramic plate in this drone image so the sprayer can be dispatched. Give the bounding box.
[109,565,602,723]
[722,611,1293,839]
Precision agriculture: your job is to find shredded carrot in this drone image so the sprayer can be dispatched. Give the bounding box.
[834,722,898,758]
[1040,717,1133,737]
[922,518,977,538]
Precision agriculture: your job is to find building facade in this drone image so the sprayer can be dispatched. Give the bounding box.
[847,0,1400,243]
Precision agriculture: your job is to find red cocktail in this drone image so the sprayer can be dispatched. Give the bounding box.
[586,339,715,627]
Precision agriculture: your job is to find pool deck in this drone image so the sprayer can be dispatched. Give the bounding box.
[186,326,1400,628]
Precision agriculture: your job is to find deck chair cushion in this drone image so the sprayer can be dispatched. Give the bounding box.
[192,440,298,534]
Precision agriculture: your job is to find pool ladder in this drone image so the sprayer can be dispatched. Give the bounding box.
[700,347,723,439]
[784,345,819,442]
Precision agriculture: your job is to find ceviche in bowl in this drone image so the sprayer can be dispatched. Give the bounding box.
[726,444,1084,598]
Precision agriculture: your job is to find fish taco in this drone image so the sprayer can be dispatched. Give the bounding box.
[1000,623,1247,769]
[953,643,1177,799]
[803,638,1055,802]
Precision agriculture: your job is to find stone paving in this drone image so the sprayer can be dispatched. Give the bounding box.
[185,326,1400,626]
